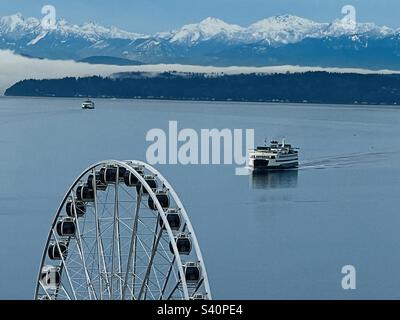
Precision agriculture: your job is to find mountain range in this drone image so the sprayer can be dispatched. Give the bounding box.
[1,13,400,69]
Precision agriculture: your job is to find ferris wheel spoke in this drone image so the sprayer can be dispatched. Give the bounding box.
[192,278,204,296]
[159,255,175,300]
[110,173,123,299]
[73,236,97,299]
[166,281,181,300]
[116,185,123,298]
[146,286,157,300]
[138,216,163,300]
[59,284,73,300]
[137,218,171,264]
[122,187,142,299]
[147,264,163,300]
[134,230,162,290]
[119,182,138,201]
[158,237,176,265]
[134,215,179,299]
[146,218,165,299]
[92,173,112,299]
[135,230,154,259]
[116,218,134,233]
[133,222,158,297]
[71,196,97,300]
[51,230,78,300]
[123,281,135,299]
[38,281,53,300]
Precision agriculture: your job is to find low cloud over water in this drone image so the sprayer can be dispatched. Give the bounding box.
[1,50,399,95]
[0,50,143,95]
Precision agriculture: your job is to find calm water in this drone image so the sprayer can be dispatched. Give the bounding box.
[0,97,400,299]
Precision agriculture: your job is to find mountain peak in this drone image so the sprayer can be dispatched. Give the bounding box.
[199,17,225,25]
[250,14,321,30]
[170,16,243,44]
[197,17,241,29]
[247,14,324,44]
[326,19,393,37]
[6,12,24,21]
[270,14,312,22]
[0,13,39,32]
[0,13,143,42]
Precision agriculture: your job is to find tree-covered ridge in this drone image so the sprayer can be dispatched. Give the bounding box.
[5,72,400,105]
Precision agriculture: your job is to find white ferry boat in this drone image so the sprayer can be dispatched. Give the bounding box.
[249,139,299,170]
[82,99,95,109]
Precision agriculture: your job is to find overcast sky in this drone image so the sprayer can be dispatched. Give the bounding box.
[0,0,399,34]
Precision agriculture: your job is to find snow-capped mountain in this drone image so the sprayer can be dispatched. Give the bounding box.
[1,13,400,69]
[246,15,326,44]
[163,14,394,45]
[0,13,143,40]
[168,17,244,44]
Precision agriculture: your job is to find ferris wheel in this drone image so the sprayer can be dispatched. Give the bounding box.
[34,160,212,300]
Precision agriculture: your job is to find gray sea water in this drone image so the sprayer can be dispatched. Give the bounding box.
[0,97,400,299]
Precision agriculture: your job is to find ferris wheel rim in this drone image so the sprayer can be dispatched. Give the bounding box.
[34,160,211,300]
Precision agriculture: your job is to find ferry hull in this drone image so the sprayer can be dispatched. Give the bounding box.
[251,160,298,171]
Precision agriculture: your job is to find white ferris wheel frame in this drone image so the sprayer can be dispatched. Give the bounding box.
[34,160,212,300]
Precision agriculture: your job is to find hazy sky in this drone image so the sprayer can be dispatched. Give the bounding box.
[0,0,399,34]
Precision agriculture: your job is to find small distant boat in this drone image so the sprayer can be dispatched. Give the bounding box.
[82,99,95,109]
[249,139,299,171]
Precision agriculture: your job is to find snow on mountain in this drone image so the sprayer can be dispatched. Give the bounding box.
[0,13,143,43]
[1,12,400,68]
[324,19,393,38]
[243,15,394,44]
[167,15,328,45]
[0,13,40,34]
[56,20,144,41]
[169,17,244,44]
[166,14,394,45]
[0,12,395,46]
[247,15,326,44]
